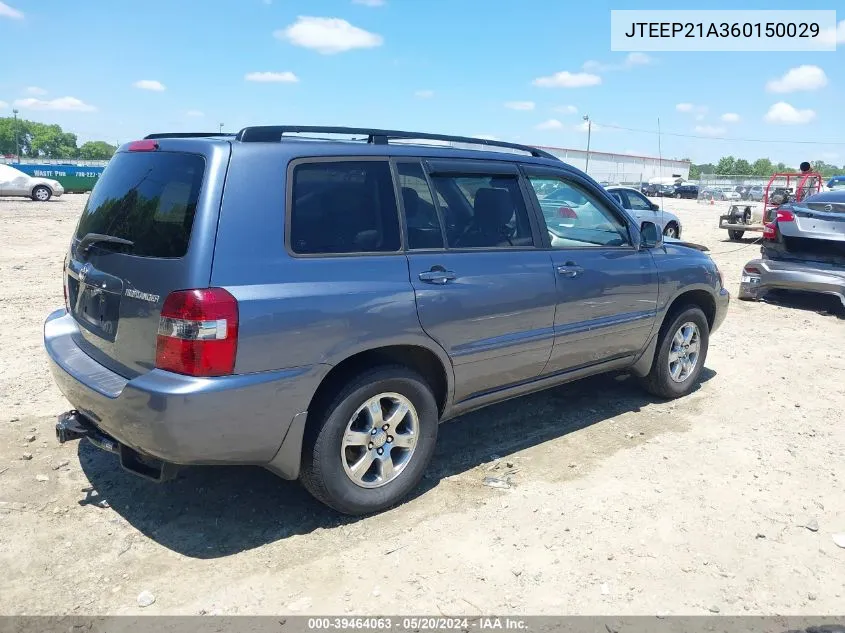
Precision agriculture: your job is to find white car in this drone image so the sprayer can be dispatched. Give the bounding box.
[605,186,683,238]
[0,164,64,201]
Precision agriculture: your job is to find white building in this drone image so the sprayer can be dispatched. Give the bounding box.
[535,144,690,185]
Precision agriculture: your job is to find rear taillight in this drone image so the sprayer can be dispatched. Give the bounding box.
[558,206,578,219]
[155,288,239,377]
[62,255,69,311]
[743,265,761,275]
[763,208,795,241]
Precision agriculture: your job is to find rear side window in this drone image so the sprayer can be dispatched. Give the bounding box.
[290,161,401,255]
[75,151,205,258]
[397,162,444,250]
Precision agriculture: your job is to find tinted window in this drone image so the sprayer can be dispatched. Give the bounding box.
[430,174,534,248]
[74,151,204,258]
[528,176,629,248]
[625,190,653,211]
[397,162,444,250]
[290,161,400,255]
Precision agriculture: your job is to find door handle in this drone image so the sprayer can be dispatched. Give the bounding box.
[556,262,584,278]
[419,269,457,284]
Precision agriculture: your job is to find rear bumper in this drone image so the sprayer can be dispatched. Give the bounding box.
[43,309,326,469]
[739,258,845,306]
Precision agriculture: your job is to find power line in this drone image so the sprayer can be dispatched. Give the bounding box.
[592,122,845,146]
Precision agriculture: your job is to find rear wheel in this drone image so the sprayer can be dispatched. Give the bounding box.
[640,306,709,400]
[675,193,681,199]
[300,365,439,515]
[663,222,679,238]
[32,186,52,202]
[728,229,745,240]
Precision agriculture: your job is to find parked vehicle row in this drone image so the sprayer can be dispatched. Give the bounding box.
[45,126,728,515]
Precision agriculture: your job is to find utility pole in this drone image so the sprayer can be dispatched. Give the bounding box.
[12,109,20,160]
[583,114,591,174]
[219,123,224,134]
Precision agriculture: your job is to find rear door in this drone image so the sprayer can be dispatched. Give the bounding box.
[64,141,230,377]
[524,167,659,373]
[399,159,557,403]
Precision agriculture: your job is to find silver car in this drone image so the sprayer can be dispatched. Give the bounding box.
[605,186,683,238]
[0,163,64,201]
[740,190,845,306]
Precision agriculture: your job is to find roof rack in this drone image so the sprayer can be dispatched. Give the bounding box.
[234,126,560,161]
[143,132,237,139]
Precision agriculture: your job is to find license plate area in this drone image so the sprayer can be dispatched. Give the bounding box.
[68,267,124,343]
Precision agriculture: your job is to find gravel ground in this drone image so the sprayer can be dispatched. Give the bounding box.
[0,193,843,615]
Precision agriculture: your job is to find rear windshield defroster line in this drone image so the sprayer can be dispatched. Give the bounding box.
[74,151,206,258]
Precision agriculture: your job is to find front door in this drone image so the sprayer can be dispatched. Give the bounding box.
[524,170,659,374]
[397,160,557,403]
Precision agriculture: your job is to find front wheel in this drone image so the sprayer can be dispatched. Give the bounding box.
[300,365,439,515]
[663,223,679,239]
[675,193,681,199]
[32,186,52,202]
[728,229,745,240]
[640,306,710,399]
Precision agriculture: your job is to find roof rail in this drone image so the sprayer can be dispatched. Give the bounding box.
[143,132,237,140]
[234,126,560,160]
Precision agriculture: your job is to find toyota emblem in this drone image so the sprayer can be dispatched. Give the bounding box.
[824,204,833,212]
[79,263,91,283]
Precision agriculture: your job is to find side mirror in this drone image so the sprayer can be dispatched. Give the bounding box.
[650,202,660,211]
[640,220,663,248]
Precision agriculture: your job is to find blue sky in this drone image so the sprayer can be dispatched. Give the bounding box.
[0,0,842,166]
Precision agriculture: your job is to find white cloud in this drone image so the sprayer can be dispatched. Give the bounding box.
[276,16,383,54]
[766,65,828,93]
[764,102,816,125]
[817,19,845,46]
[675,103,694,112]
[582,52,654,73]
[0,2,23,19]
[504,101,535,111]
[414,89,434,99]
[720,112,741,123]
[13,96,96,112]
[536,119,563,130]
[245,71,299,83]
[352,0,386,5]
[186,110,204,117]
[25,86,47,96]
[533,71,601,88]
[0,100,7,109]
[676,102,708,117]
[575,120,606,132]
[694,125,726,137]
[133,80,166,92]
[553,105,578,114]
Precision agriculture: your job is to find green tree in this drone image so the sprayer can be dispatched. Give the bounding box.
[734,159,752,175]
[752,158,774,177]
[79,141,116,160]
[811,161,841,178]
[775,162,788,173]
[715,156,736,175]
[687,161,700,179]
[29,122,78,158]
[0,117,34,156]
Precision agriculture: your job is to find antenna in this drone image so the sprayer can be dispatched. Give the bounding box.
[657,117,665,225]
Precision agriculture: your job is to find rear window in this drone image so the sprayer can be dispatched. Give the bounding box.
[75,151,205,258]
[289,160,401,255]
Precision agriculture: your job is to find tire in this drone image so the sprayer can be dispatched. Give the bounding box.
[663,222,679,238]
[32,186,52,202]
[728,229,745,240]
[300,365,439,515]
[675,193,681,199]
[640,305,709,400]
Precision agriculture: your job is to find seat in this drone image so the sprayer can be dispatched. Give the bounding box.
[457,188,516,248]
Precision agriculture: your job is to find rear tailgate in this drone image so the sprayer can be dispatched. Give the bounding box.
[790,199,845,241]
[64,140,230,378]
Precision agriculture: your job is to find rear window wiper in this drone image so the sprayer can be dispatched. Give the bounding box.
[76,233,135,255]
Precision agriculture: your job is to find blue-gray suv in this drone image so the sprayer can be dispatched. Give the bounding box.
[44,126,729,514]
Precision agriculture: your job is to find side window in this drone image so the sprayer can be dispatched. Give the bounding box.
[626,190,653,211]
[290,160,401,255]
[396,162,445,250]
[429,174,534,249]
[608,190,625,207]
[528,176,630,248]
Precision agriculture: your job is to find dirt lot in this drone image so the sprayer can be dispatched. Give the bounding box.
[1,193,843,616]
